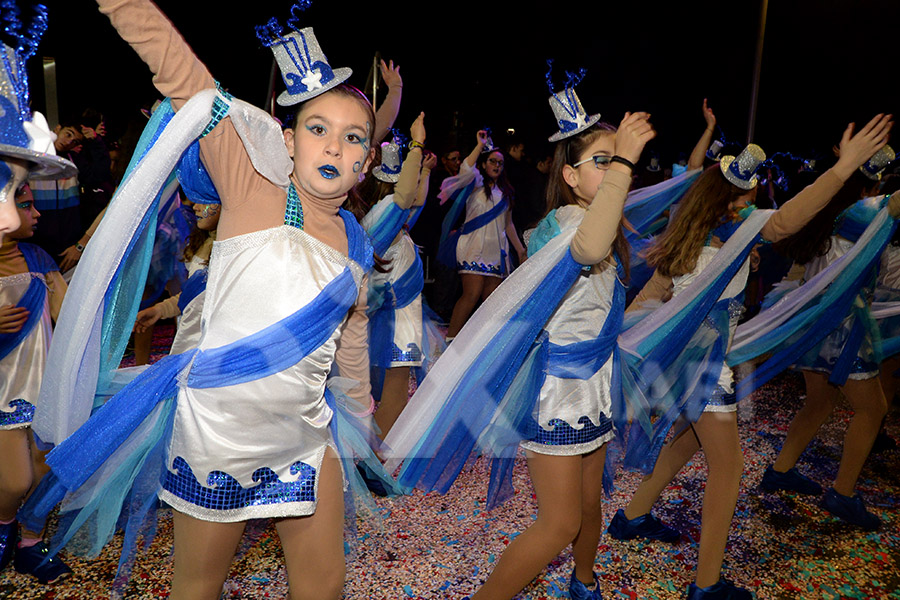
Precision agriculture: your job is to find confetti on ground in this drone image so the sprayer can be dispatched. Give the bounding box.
[2,358,898,598]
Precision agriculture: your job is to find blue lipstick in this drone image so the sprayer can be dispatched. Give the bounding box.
[318,165,340,179]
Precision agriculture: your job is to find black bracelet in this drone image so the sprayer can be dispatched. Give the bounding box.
[610,155,636,171]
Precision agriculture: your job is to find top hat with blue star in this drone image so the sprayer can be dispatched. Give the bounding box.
[256,3,352,107]
[374,131,405,183]
[860,145,895,181]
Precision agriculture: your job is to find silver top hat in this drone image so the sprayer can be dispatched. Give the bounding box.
[0,43,76,180]
[545,63,600,142]
[257,6,352,107]
[373,136,402,183]
[719,144,766,190]
[706,139,725,162]
[860,145,895,181]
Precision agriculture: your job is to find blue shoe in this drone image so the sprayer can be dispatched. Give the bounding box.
[686,579,752,599]
[607,509,680,543]
[0,521,15,572]
[13,541,73,584]
[821,488,880,531]
[569,569,602,600]
[760,466,822,495]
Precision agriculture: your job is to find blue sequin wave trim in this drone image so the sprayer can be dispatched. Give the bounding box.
[391,342,423,363]
[284,183,304,230]
[162,456,316,511]
[458,261,503,276]
[527,415,613,446]
[0,399,35,428]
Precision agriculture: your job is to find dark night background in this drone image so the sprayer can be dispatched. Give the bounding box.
[26,0,900,168]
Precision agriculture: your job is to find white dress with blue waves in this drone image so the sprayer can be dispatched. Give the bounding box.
[455,161,511,277]
[159,225,366,522]
[520,205,617,455]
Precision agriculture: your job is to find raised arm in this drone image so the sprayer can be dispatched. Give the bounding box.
[97,0,215,108]
[570,112,656,265]
[414,152,436,207]
[464,130,489,168]
[373,59,403,144]
[391,113,426,210]
[687,98,717,171]
[761,114,894,242]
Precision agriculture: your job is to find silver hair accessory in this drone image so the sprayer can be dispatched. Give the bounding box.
[256,3,352,107]
[545,61,601,142]
[860,145,895,181]
[719,144,766,190]
[0,4,76,181]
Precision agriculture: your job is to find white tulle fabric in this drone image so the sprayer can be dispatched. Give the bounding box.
[383,226,577,472]
[34,89,292,446]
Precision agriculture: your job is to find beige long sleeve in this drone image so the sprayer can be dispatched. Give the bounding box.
[760,170,844,242]
[46,270,68,323]
[392,148,423,210]
[569,168,632,265]
[627,269,673,313]
[333,279,372,410]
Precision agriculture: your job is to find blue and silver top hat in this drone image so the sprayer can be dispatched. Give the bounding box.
[373,131,405,183]
[545,62,601,142]
[256,3,352,107]
[706,139,725,162]
[719,144,766,190]
[0,5,75,180]
[860,145,895,181]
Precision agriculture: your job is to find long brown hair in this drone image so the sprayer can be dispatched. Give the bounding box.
[643,165,749,277]
[476,149,515,204]
[545,121,631,277]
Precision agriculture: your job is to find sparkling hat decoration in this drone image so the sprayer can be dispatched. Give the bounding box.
[860,145,895,181]
[706,139,726,162]
[0,2,75,180]
[256,1,352,107]
[373,129,406,183]
[480,127,496,154]
[719,143,766,190]
[545,61,601,142]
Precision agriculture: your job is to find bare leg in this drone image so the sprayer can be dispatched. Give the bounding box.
[571,445,607,585]
[133,326,154,366]
[833,377,888,496]
[480,276,502,301]
[624,423,700,519]
[472,451,584,600]
[691,411,744,588]
[373,367,411,441]
[879,355,900,403]
[19,430,50,539]
[772,371,839,473]
[447,274,485,338]
[0,428,33,521]
[170,512,246,600]
[277,447,345,600]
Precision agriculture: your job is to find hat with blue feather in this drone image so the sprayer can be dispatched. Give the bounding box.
[256,1,352,107]
[719,143,766,190]
[545,61,601,142]
[373,130,406,183]
[0,2,75,180]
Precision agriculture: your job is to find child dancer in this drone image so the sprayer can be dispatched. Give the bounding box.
[23,1,384,598]
[613,114,892,599]
[385,73,655,600]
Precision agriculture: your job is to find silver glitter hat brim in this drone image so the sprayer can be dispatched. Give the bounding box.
[276,67,353,107]
[548,114,602,142]
[373,165,400,183]
[719,155,758,190]
[0,144,77,180]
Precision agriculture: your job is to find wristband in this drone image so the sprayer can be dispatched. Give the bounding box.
[610,155,636,171]
[75,242,85,252]
[408,140,425,151]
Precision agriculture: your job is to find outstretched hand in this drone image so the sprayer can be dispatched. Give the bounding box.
[423,151,438,170]
[411,112,426,144]
[475,129,489,147]
[615,112,656,165]
[58,245,82,272]
[0,304,29,334]
[834,113,893,180]
[134,305,162,334]
[379,59,402,89]
[702,98,716,130]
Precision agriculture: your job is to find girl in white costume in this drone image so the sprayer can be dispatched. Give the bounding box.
[24,1,384,598]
